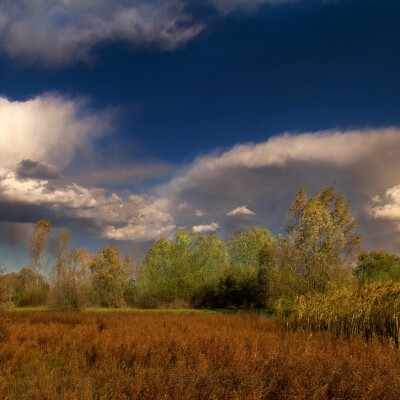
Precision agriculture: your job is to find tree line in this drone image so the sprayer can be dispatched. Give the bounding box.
[1,186,399,311]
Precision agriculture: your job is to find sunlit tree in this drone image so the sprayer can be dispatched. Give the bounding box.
[285,186,360,292]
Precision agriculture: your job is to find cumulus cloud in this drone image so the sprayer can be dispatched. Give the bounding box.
[227,205,256,217]
[16,159,62,180]
[0,94,109,170]
[371,186,400,221]
[0,0,300,66]
[192,222,220,233]
[0,169,174,242]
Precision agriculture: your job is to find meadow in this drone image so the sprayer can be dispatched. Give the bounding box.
[1,311,400,399]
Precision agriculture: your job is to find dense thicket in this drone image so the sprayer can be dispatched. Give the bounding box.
[1,186,399,311]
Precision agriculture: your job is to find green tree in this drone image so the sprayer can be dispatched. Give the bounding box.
[228,226,274,268]
[135,237,173,306]
[355,250,400,284]
[136,230,229,307]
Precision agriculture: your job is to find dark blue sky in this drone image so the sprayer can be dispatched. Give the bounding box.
[1,0,399,163]
[1,0,400,270]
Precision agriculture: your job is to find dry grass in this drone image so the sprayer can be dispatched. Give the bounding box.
[0,311,400,399]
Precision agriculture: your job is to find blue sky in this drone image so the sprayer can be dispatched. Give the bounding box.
[1,0,400,271]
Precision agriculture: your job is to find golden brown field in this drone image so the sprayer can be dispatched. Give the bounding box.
[1,311,400,399]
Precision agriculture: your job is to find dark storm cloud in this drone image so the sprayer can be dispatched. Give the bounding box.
[16,159,62,180]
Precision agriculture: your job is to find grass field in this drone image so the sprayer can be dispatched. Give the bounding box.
[0,311,400,399]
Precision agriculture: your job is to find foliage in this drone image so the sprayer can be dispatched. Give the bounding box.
[9,268,49,307]
[284,186,360,293]
[49,231,82,311]
[90,245,131,307]
[136,230,229,307]
[228,226,274,268]
[355,250,400,284]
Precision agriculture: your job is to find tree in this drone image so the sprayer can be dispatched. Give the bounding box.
[55,230,71,284]
[136,230,229,307]
[355,250,400,284]
[228,226,274,268]
[50,230,81,310]
[90,245,128,307]
[284,186,360,292]
[11,268,49,306]
[29,219,52,284]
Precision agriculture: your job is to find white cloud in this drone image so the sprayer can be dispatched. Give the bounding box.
[227,205,256,217]
[103,224,176,242]
[192,222,220,233]
[0,169,121,208]
[371,186,400,221]
[160,129,400,197]
[195,209,205,217]
[0,94,109,170]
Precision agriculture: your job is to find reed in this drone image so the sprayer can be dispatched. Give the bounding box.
[289,281,400,342]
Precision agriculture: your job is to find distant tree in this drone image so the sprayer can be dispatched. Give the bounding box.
[29,219,52,284]
[355,250,400,284]
[11,268,49,307]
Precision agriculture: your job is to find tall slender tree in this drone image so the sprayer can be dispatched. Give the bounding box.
[29,219,52,285]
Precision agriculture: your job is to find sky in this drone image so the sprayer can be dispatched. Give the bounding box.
[1,0,400,271]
